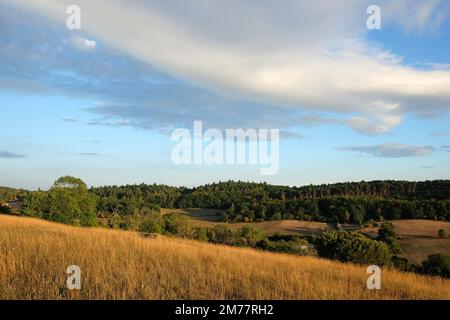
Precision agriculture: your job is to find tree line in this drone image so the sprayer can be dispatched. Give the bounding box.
[89,180,450,223]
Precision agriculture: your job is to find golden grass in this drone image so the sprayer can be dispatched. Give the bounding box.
[0,214,449,300]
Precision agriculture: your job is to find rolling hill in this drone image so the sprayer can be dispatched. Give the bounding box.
[0,214,449,300]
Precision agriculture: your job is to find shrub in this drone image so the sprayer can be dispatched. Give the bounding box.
[139,213,164,234]
[237,225,267,247]
[0,204,11,214]
[314,231,392,266]
[438,229,446,239]
[421,254,450,278]
[162,213,190,237]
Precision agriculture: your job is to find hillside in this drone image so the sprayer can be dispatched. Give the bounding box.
[0,214,449,300]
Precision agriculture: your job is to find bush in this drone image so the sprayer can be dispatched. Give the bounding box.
[378,222,395,241]
[139,213,164,234]
[0,204,11,214]
[193,228,209,242]
[210,225,235,245]
[162,213,190,237]
[438,229,446,239]
[314,231,392,265]
[421,254,450,278]
[391,256,414,272]
[237,226,267,247]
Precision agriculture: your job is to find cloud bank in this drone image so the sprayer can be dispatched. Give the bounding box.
[3,0,450,135]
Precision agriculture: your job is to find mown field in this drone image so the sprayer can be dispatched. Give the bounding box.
[161,208,332,235]
[390,220,450,264]
[0,214,449,300]
[166,209,450,265]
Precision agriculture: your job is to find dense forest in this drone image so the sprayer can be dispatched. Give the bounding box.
[3,179,450,224]
[90,180,450,223]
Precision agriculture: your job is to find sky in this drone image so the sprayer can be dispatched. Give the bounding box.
[1,0,450,190]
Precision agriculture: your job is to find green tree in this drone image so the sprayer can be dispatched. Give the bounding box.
[163,213,190,236]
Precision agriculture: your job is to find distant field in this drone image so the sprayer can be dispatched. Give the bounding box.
[388,220,450,264]
[390,220,450,238]
[398,238,450,264]
[161,208,332,235]
[1,214,449,300]
[362,220,450,265]
[168,210,450,264]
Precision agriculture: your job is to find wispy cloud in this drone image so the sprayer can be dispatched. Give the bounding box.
[430,131,447,137]
[3,0,450,136]
[0,151,26,159]
[62,117,78,123]
[336,144,434,158]
[79,152,102,156]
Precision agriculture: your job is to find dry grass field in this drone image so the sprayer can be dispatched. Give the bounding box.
[390,220,450,238]
[388,220,450,264]
[361,220,450,264]
[161,208,332,235]
[0,214,449,300]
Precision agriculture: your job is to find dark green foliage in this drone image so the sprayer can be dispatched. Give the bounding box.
[0,204,11,214]
[237,225,267,247]
[314,231,392,265]
[210,225,236,245]
[438,229,446,239]
[22,177,97,227]
[162,213,191,237]
[421,254,450,278]
[193,227,209,242]
[87,180,450,223]
[139,213,164,234]
[0,187,27,204]
[378,222,396,240]
[377,222,402,255]
[391,256,415,272]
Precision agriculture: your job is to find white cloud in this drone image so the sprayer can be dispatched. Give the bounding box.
[337,144,434,157]
[5,0,450,134]
[73,37,96,50]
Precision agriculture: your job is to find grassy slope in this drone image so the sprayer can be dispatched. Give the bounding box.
[1,214,449,300]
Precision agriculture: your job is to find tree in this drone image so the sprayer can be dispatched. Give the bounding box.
[23,176,97,226]
[52,176,88,192]
[438,229,446,239]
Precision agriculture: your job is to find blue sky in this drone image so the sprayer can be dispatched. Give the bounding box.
[1,0,450,189]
